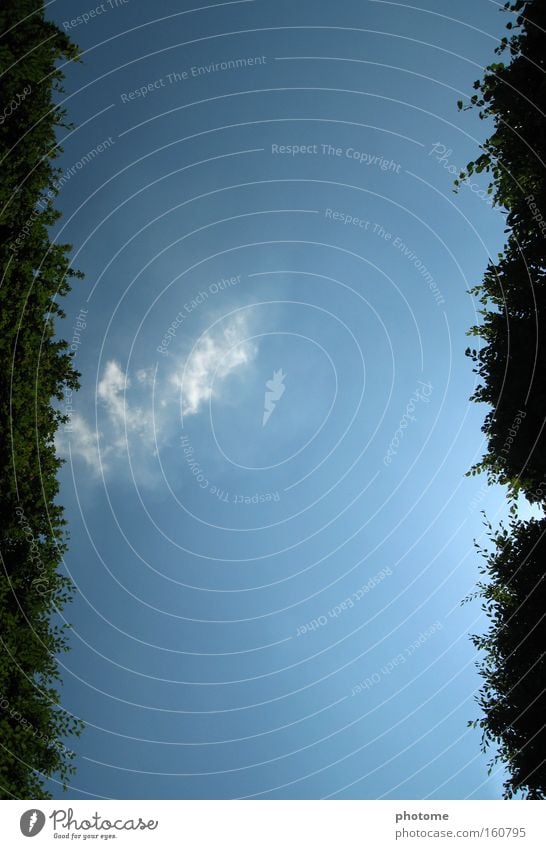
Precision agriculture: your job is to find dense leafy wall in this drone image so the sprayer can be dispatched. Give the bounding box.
[461,0,546,799]
[0,1,83,799]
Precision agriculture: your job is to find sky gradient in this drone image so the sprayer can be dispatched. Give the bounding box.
[44,0,533,799]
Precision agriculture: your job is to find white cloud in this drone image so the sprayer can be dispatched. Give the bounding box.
[136,367,155,386]
[59,317,257,480]
[61,361,154,474]
[97,359,156,446]
[57,414,103,474]
[171,316,256,416]
[98,360,136,430]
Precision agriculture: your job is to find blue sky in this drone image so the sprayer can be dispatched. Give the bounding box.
[44,0,533,799]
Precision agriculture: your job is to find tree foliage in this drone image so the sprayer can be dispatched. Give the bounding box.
[461,0,546,502]
[461,0,546,503]
[460,0,546,799]
[469,514,546,799]
[0,1,83,798]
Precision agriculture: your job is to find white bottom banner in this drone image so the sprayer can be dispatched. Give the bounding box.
[1,800,544,848]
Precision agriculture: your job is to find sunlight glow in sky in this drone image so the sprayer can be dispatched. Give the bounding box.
[47,0,521,800]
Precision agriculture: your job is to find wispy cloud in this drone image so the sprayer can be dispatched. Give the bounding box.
[97,359,152,440]
[58,414,102,472]
[59,316,257,479]
[97,360,133,428]
[170,315,257,417]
